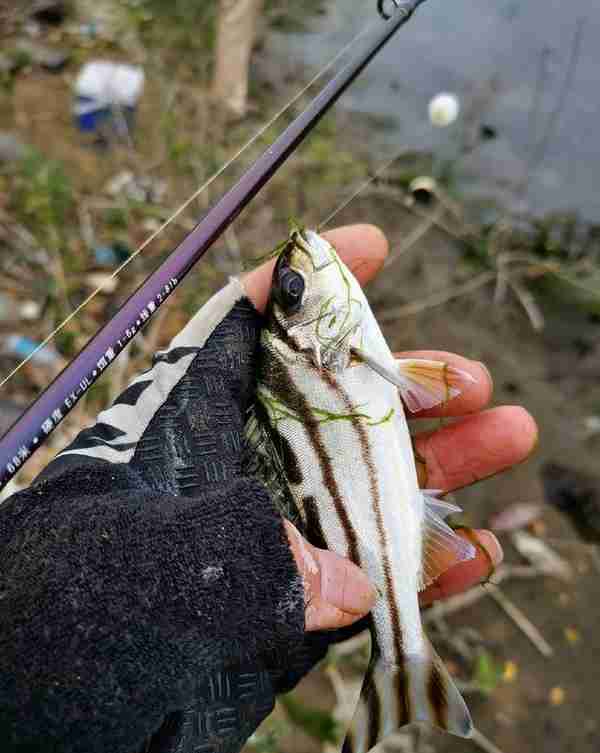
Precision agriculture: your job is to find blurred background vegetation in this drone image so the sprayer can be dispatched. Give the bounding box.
[1,2,599,752]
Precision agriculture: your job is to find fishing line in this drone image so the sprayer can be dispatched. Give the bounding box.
[1,18,379,391]
[318,147,409,231]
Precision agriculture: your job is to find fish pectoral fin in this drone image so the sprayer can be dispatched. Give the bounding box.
[350,350,475,413]
[394,358,476,413]
[343,640,472,752]
[351,346,405,386]
[419,492,476,590]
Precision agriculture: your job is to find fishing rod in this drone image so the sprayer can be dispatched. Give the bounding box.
[0,0,428,490]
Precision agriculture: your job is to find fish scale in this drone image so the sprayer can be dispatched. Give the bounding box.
[249,227,477,751]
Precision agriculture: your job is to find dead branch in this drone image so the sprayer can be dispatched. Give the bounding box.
[485,583,554,657]
[423,564,539,623]
[471,728,508,753]
[379,271,496,321]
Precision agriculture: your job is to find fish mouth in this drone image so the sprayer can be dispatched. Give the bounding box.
[294,229,337,271]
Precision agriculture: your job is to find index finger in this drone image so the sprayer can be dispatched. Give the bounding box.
[242,224,389,312]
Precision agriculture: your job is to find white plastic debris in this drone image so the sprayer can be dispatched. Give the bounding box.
[75,61,144,107]
[511,531,573,582]
[73,61,144,132]
[141,217,162,234]
[105,170,167,203]
[428,93,460,127]
[583,415,600,438]
[19,300,42,321]
[106,170,138,198]
[85,272,118,294]
[489,502,543,533]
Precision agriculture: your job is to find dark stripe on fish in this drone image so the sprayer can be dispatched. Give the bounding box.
[302,495,328,550]
[321,371,412,724]
[395,669,411,728]
[365,665,381,751]
[263,356,360,565]
[322,374,405,656]
[427,662,448,730]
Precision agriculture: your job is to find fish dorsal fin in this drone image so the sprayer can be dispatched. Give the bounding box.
[418,492,476,591]
[351,349,475,413]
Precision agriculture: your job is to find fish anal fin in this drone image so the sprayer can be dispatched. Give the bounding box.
[395,358,475,413]
[419,492,476,590]
[422,489,462,519]
[343,641,473,752]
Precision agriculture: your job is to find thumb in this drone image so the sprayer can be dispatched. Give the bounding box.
[284,521,376,632]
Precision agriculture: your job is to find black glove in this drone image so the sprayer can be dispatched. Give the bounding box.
[0,286,342,753]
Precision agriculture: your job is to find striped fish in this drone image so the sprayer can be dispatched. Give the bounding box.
[251,228,477,751]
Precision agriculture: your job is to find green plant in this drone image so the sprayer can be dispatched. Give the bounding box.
[473,650,502,696]
[246,719,289,753]
[280,693,340,743]
[13,149,73,236]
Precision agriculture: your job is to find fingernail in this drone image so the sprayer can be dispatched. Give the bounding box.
[455,527,504,570]
[319,550,377,615]
[476,530,504,567]
[527,422,540,458]
[476,361,494,394]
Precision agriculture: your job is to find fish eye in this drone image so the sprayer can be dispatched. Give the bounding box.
[278,269,305,312]
[281,270,304,301]
[273,254,305,313]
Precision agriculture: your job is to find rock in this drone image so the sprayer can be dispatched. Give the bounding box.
[0,53,18,75]
[0,133,27,163]
[0,293,11,321]
[480,124,498,140]
[15,39,70,72]
[31,1,68,25]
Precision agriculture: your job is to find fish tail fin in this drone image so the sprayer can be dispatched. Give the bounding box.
[343,639,472,753]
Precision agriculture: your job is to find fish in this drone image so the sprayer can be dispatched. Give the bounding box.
[248,226,478,752]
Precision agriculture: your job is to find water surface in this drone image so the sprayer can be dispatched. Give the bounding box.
[275,0,600,220]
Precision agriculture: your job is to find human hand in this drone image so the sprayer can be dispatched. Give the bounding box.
[244,224,538,632]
